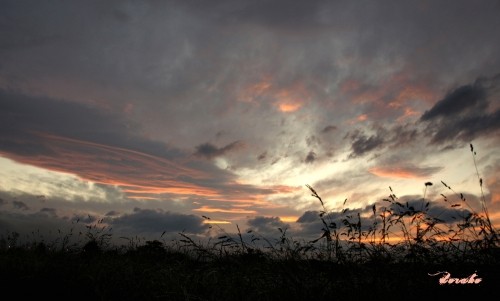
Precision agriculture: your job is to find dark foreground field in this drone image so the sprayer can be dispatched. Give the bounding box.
[0,243,498,300]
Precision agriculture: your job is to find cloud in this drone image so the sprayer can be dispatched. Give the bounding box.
[295,207,374,238]
[0,90,286,208]
[105,210,120,217]
[387,198,474,224]
[12,200,29,211]
[193,141,245,159]
[420,75,500,144]
[0,198,7,206]
[257,151,267,161]
[305,151,316,164]
[247,216,288,234]
[71,214,98,224]
[484,160,500,204]
[296,211,320,223]
[369,164,443,179]
[421,83,487,120]
[0,210,88,243]
[111,208,208,234]
[39,207,57,218]
[321,125,337,134]
[346,129,385,158]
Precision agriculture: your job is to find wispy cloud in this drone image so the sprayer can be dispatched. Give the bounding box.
[369,165,443,179]
[0,90,294,206]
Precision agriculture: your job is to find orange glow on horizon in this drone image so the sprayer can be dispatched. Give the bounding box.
[203,220,231,224]
[280,216,298,223]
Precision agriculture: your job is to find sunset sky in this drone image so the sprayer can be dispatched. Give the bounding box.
[1,0,499,242]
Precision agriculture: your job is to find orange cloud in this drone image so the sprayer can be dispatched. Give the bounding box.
[340,70,439,117]
[369,167,418,179]
[36,133,206,178]
[357,114,368,121]
[347,113,369,124]
[238,78,272,103]
[0,133,246,200]
[369,165,442,179]
[1,131,299,218]
[274,88,306,112]
[238,78,309,113]
[278,102,302,112]
[396,107,420,122]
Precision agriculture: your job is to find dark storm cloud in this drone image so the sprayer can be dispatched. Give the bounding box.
[346,129,385,159]
[12,200,29,211]
[386,125,419,148]
[420,75,500,144]
[421,84,487,120]
[111,208,208,234]
[193,141,245,159]
[321,125,337,134]
[305,151,316,164]
[0,198,7,206]
[247,216,288,234]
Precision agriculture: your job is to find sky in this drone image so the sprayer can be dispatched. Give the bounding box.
[1,0,499,244]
